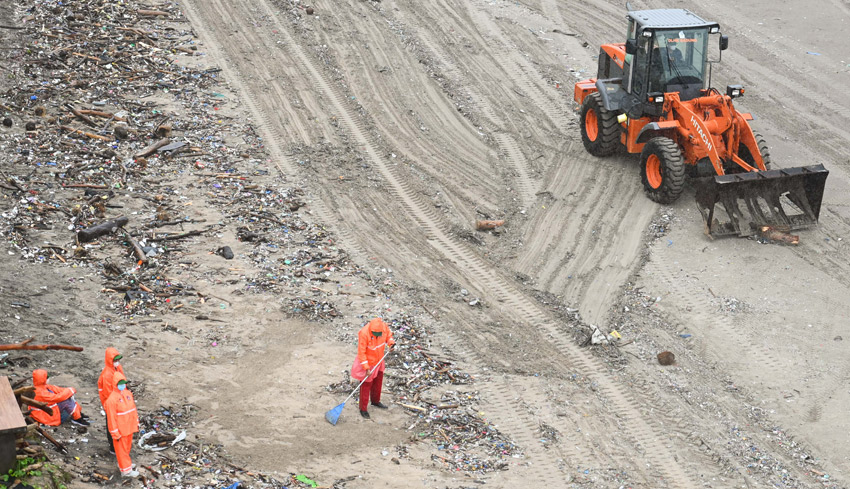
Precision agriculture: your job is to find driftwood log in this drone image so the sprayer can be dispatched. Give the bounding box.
[59,125,112,141]
[147,227,209,242]
[134,138,171,159]
[138,9,169,16]
[120,228,148,264]
[13,386,35,397]
[759,226,799,245]
[64,103,98,128]
[62,184,109,189]
[78,109,127,122]
[34,424,67,453]
[476,220,505,231]
[18,396,54,417]
[0,338,84,352]
[77,216,129,242]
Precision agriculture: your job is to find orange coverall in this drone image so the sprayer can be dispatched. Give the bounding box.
[97,347,125,406]
[104,373,139,475]
[98,347,126,453]
[28,369,81,426]
[357,318,395,411]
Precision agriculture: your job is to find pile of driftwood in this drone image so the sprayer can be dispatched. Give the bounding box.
[5,337,84,455]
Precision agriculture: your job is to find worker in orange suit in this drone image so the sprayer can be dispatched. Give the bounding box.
[28,369,90,426]
[97,347,125,454]
[104,373,139,477]
[356,317,395,419]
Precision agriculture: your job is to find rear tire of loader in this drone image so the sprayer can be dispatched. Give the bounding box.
[738,131,772,170]
[640,137,685,204]
[580,92,621,156]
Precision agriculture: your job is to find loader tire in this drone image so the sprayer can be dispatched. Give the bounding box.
[738,131,772,170]
[640,137,685,204]
[580,92,621,156]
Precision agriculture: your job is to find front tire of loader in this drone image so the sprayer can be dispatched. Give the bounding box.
[580,92,621,156]
[640,137,685,204]
[738,131,772,170]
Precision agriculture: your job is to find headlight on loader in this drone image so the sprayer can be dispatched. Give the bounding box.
[726,84,744,98]
[647,92,664,104]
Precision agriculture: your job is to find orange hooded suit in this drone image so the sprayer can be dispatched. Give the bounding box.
[28,369,80,426]
[356,318,395,414]
[104,372,139,474]
[357,318,395,371]
[97,347,125,407]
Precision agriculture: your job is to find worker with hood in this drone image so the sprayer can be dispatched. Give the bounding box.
[355,317,395,419]
[104,372,139,477]
[28,369,90,426]
[97,347,125,453]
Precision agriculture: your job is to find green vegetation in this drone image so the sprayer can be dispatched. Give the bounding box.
[1,457,71,489]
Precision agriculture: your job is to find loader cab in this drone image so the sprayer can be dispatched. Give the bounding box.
[644,28,711,100]
[623,9,720,115]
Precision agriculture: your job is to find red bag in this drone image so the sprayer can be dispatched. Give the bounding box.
[351,355,385,382]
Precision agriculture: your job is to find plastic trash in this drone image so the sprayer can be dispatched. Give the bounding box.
[217,246,234,259]
[295,475,317,487]
[138,430,187,451]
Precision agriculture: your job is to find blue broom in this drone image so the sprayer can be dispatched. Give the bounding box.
[325,350,389,425]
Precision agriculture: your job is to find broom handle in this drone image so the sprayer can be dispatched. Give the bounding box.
[342,349,390,405]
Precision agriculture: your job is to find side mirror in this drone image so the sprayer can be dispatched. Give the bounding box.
[625,38,638,55]
[720,35,729,51]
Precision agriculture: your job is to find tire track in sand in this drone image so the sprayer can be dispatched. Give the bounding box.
[387,1,539,207]
[461,0,658,326]
[184,0,697,486]
[268,6,694,487]
[182,0,572,485]
[179,0,378,268]
[463,0,574,132]
[440,329,579,486]
[643,253,786,381]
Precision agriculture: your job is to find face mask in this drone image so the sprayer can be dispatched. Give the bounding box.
[113,361,120,368]
[117,384,126,391]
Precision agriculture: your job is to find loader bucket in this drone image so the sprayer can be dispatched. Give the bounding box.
[694,164,829,238]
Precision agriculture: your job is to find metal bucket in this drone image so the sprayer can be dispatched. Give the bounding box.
[694,164,829,237]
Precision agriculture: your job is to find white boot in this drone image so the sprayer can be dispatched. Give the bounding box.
[122,470,140,477]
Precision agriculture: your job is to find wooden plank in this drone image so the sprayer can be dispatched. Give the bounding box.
[0,433,17,476]
[0,377,26,434]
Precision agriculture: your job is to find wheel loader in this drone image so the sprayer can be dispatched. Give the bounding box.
[573,7,828,237]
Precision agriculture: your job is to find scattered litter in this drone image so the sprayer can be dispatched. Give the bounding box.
[475,219,505,231]
[217,246,235,260]
[759,226,799,245]
[328,315,518,474]
[657,351,676,366]
[138,430,187,451]
[590,326,609,345]
[294,474,318,487]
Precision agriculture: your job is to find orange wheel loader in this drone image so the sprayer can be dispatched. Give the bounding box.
[573,6,828,237]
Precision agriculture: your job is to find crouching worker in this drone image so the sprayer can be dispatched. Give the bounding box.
[28,369,90,427]
[104,373,139,477]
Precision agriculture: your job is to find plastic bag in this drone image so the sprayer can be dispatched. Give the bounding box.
[350,355,384,382]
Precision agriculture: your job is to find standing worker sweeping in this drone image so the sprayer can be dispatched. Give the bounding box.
[356,317,395,419]
[104,373,139,477]
[97,347,125,454]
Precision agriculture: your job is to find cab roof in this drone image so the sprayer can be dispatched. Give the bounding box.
[627,8,719,31]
